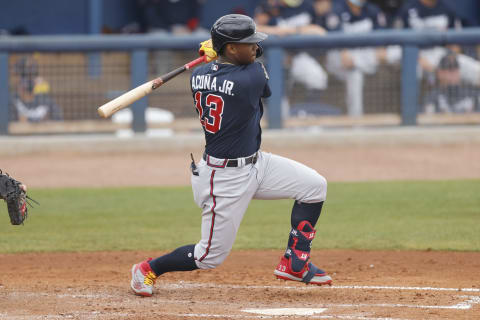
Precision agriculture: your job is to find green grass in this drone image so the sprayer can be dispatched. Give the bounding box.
[0,180,479,253]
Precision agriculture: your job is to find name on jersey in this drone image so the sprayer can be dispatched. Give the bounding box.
[192,75,234,96]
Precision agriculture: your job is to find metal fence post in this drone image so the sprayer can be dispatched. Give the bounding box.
[0,53,9,135]
[401,45,419,126]
[88,0,102,78]
[131,49,148,133]
[266,47,284,129]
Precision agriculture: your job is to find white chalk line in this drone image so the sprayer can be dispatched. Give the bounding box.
[5,283,480,309]
[319,295,480,310]
[159,281,480,293]
[0,312,131,320]
[149,294,480,311]
[0,313,407,320]
[158,313,408,320]
[242,308,327,316]
[47,293,480,310]
[332,285,480,293]
[137,294,480,320]
[2,283,479,320]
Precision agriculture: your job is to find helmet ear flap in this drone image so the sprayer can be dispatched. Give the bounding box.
[256,44,264,58]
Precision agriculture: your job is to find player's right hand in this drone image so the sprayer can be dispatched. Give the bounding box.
[199,39,217,63]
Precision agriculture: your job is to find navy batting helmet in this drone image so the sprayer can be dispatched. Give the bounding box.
[211,14,268,53]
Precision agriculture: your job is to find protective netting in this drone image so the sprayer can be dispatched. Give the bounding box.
[7,44,480,132]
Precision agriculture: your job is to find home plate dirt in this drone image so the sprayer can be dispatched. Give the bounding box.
[0,250,479,319]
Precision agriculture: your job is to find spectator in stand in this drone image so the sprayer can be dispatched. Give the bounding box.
[255,0,327,36]
[321,0,388,117]
[395,0,461,31]
[392,0,480,86]
[136,0,208,74]
[136,0,206,35]
[255,0,328,116]
[10,56,63,122]
[312,0,336,30]
[423,52,480,114]
[368,0,404,27]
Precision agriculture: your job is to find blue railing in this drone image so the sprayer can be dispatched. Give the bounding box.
[1,29,480,134]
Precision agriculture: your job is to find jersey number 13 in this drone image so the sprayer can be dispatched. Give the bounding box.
[194,91,225,134]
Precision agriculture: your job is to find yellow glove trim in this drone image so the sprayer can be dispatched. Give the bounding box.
[199,39,217,63]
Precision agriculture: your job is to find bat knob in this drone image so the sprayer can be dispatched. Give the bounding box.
[97,107,109,118]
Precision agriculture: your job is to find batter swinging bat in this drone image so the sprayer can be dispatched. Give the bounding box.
[97,55,207,118]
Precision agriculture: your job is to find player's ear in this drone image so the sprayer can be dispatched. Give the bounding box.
[225,43,236,55]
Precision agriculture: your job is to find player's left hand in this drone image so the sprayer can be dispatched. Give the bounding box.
[199,39,217,63]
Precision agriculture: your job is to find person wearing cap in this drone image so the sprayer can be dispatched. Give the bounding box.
[390,0,480,86]
[10,55,63,122]
[130,14,332,298]
[423,52,480,114]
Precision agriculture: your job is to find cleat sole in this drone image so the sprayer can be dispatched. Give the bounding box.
[274,270,332,286]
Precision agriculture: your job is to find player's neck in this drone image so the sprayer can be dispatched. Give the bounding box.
[217,55,238,65]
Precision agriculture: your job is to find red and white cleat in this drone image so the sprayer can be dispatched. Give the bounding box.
[130,258,157,296]
[274,220,332,286]
[274,255,332,286]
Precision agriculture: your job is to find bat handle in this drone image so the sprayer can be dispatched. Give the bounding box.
[152,56,207,90]
[186,56,207,70]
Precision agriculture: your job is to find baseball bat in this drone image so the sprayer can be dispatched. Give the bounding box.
[97,55,207,118]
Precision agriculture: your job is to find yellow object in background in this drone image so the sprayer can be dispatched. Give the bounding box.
[33,79,50,94]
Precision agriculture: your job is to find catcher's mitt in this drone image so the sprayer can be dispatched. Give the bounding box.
[0,170,38,225]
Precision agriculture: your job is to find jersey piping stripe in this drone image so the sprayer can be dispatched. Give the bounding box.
[198,170,217,262]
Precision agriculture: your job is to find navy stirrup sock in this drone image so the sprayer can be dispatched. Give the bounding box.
[291,201,324,228]
[148,244,198,276]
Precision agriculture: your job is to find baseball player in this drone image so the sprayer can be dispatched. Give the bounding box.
[130,14,331,297]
